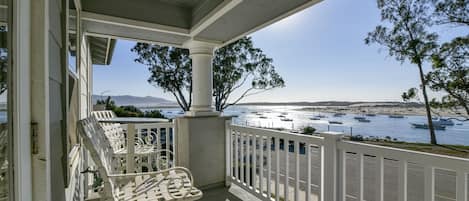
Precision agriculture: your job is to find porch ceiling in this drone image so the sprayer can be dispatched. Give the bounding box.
[74,0,322,47]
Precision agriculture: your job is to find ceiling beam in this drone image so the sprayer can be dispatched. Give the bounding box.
[104,37,111,65]
[84,32,185,48]
[190,0,242,37]
[78,11,191,37]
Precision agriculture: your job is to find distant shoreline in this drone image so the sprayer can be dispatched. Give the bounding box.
[236,102,465,118]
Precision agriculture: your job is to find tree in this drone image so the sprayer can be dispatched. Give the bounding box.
[427,36,469,118]
[132,37,285,112]
[433,0,469,26]
[213,37,284,111]
[425,0,469,119]
[0,26,8,95]
[132,44,192,111]
[365,0,439,144]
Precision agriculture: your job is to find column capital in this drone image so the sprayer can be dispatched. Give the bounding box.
[183,40,220,55]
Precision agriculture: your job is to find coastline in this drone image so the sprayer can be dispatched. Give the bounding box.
[297,105,466,118]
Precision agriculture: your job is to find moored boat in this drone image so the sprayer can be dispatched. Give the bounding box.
[411,123,446,130]
[365,113,376,117]
[329,121,343,124]
[281,118,293,121]
[389,115,405,118]
[354,116,366,120]
[433,118,454,126]
[358,118,371,123]
[333,113,346,117]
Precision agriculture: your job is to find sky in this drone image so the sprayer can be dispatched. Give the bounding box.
[92,0,462,103]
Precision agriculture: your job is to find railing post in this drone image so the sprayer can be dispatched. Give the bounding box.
[225,119,232,187]
[320,132,343,201]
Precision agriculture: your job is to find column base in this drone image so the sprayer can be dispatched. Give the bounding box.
[185,110,220,117]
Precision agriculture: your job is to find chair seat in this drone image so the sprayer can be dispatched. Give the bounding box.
[114,170,202,201]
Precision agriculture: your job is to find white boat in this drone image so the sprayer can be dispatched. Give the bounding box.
[281,118,293,122]
[432,118,454,126]
[259,116,268,119]
[314,114,327,118]
[389,114,405,118]
[411,123,446,130]
[354,116,366,120]
[333,113,346,117]
[310,117,321,120]
[358,119,371,123]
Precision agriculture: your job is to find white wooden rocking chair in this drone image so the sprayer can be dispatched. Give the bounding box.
[92,111,156,154]
[78,116,202,201]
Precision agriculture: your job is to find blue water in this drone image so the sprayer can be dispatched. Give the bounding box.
[153,105,469,146]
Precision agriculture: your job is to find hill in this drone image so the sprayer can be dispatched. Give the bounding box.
[92,95,177,107]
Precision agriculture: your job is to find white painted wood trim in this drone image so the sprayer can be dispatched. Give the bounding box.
[79,11,190,36]
[190,0,242,37]
[11,0,32,200]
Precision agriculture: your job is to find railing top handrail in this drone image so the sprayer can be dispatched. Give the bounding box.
[338,140,469,172]
[229,124,324,145]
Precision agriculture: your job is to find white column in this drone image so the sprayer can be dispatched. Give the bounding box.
[184,40,219,116]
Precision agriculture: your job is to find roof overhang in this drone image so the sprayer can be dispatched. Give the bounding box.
[72,0,322,47]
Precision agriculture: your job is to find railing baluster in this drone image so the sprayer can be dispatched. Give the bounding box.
[172,122,177,167]
[252,134,257,191]
[424,166,434,201]
[156,128,161,170]
[276,137,280,201]
[295,141,300,201]
[165,126,170,168]
[260,136,264,196]
[247,133,251,186]
[456,171,467,201]
[358,153,364,201]
[267,137,272,199]
[398,160,408,201]
[285,139,289,201]
[306,144,311,201]
[377,156,384,201]
[241,133,245,184]
[235,131,239,181]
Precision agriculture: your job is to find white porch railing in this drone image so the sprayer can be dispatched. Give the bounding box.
[226,124,469,201]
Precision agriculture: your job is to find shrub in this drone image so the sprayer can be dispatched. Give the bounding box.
[302,126,316,135]
[350,135,364,141]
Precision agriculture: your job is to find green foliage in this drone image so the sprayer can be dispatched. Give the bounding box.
[350,135,364,142]
[425,0,469,118]
[132,37,284,112]
[366,0,438,144]
[302,126,316,135]
[402,87,418,102]
[0,26,8,95]
[433,0,469,26]
[131,44,192,111]
[96,96,166,119]
[213,37,285,111]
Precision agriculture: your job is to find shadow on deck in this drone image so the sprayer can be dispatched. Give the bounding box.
[200,184,262,201]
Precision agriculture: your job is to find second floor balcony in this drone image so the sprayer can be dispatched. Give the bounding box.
[73,110,469,201]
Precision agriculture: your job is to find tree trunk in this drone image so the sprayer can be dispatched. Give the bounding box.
[418,63,437,144]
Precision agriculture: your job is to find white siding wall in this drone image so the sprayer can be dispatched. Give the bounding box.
[48,0,67,200]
